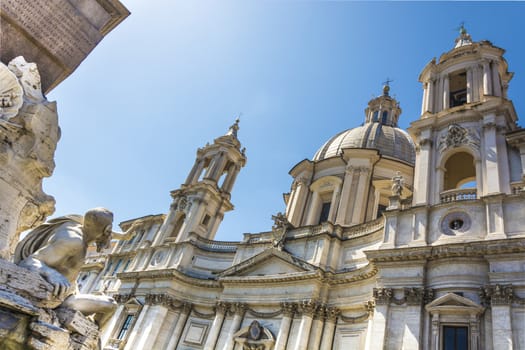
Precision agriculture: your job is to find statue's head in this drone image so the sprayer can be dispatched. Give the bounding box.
[83,208,114,252]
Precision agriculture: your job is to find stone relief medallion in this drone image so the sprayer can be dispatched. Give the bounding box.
[0,62,24,120]
[150,249,168,267]
[440,211,471,236]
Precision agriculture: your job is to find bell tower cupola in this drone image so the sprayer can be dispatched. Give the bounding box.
[155,119,247,244]
[364,81,402,127]
[409,28,521,210]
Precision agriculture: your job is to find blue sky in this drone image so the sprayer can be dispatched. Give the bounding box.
[45,1,525,241]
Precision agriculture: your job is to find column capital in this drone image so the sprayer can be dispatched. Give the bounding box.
[281,302,297,317]
[231,302,247,316]
[324,306,340,322]
[480,284,515,306]
[299,299,318,317]
[373,288,393,305]
[215,301,230,314]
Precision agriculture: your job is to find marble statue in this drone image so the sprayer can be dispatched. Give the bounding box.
[391,171,404,196]
[14,207,136,327]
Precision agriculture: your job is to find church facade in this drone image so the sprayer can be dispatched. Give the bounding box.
[81,30,525,350]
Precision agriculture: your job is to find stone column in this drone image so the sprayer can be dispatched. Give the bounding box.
[368,288,392,350]
[436,76,443,113]
[490,285,514,350]
[319,307,339,350]
[351,168,371,225]
[186,158,203,184]
[429,313,439,350]
[293,300,317,350]
[413,135,432,205]
[209,152,227,181]
[466,67,473,103]
[483,60,493,96]
[491,61,502,97]
[224,303,246,350]
[483,116,501,194]
[308,305,325,350]
[402,288,424,349]
[421,82,429,115]
[336,167,355,225]
[132,304,169,350]
[123,304,150,350]
[204,301,229,350]
[427,78,435,113]
[221,164,240,193]
[275,303,296,350]
[101,304,125,346]
[442,74,450,110]
[328,183,341,222]
[165,303,192,350]
[287,178,309,227]
[305,191,322,225]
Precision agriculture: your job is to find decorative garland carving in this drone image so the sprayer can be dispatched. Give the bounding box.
[143,293,191,312]
[246,307,283,319]
[192,307,215,319]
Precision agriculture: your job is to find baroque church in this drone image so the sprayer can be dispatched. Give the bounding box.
[78,29,525,350]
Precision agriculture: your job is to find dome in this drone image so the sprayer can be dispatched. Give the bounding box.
[313,122,416,164]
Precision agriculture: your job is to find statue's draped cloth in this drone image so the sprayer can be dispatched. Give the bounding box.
[14,215,83,263]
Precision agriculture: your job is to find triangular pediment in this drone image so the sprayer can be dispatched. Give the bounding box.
[218,248,316,277]
[425,293,484,315]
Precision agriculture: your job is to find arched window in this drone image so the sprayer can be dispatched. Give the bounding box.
[443,152,476,190]
[381,111,388,124]
[373,111,379,122]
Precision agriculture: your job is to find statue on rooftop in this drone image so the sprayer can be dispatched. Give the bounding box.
[391,171,404,197]
[14,207,137,327]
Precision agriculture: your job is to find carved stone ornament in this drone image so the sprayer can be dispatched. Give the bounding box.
[440,211,471,236]
[233,320,275,350]
[438,124,480,152]
[7,56,46,104]
[373,288,393,305]
[0,62,23,120]
[480,284,515,306]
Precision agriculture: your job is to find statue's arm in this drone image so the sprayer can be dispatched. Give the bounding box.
[112,222,139,240]
[19,238,81,299]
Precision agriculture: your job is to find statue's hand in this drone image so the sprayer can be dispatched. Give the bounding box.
[46,271,72,300]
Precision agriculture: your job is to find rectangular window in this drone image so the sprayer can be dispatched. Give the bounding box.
[117,314,135,340]
[443,326,468,350]
[318,202,331,224]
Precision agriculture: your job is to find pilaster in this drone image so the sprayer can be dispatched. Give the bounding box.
[319,307,339,350]
[223,303,246,350]
[275,302,296,350]
[203,301,229,350]
[293,300,317,350]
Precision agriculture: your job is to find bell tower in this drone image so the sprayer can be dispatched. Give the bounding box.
[409,27,522,236]
[156,119,246,243]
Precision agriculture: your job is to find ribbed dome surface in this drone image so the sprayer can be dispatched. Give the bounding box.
[313,123,416,164]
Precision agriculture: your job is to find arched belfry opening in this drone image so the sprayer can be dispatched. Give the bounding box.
[443,152,476,191]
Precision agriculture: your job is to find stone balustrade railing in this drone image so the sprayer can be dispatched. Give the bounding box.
[192,235,238,253]
[440,188,477,203]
